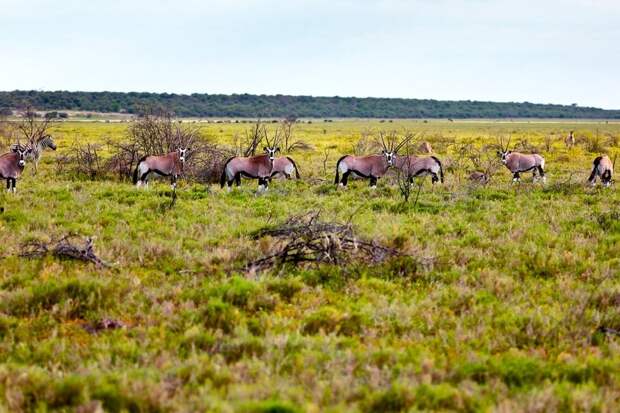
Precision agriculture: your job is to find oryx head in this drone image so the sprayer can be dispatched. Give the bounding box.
[177,147,190,163]
[378,131,414,167]
[382,149,395,166]
[497,136,512,164]
[264,146,280,161]
[16,146,32,167]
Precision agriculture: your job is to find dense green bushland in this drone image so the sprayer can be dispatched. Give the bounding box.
[2,90,620,119]
[0,120,619,411]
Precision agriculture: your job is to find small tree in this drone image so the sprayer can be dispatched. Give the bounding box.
[127,110,198,156]
[16,107,52,147]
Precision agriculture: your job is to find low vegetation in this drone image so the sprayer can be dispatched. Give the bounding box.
[0,119,619,411]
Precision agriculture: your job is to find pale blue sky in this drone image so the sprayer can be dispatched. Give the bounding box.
[1,0,619,108]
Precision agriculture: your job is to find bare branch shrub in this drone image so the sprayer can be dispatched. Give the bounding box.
[15,107,52,146]
[246,212,406,273]
[128,111,198,156]
[280,118,312,152]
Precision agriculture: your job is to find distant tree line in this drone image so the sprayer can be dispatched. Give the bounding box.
[0,90,618,119]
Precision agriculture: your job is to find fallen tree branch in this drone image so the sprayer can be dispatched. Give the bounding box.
[246,211,407,273]
[20,235,110,268]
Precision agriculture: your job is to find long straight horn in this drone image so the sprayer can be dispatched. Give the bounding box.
[505,136,512,152]
[378,131,388,153]
[394,133,415,153]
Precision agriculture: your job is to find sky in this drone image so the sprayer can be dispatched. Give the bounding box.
[1,0,619,109]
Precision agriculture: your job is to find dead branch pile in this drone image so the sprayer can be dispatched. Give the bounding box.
[246,212,405,272]
[20,235,110,268]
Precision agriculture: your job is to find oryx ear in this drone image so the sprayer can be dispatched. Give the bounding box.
[382,150,386,154]
[263,147,268,151]
[276,147,280,152]
[10,144,19,153]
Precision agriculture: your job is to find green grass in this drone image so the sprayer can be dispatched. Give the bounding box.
[0,120,619,412]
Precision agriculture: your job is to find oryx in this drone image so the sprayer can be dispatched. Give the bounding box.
[393,154,444,184]
[0,146,32,192]
[334,132,409,188]
[133,147,189,189]
[270,156,301,180]
[221,131,280,192]
[497,137,546,183]
[588,155,613,187]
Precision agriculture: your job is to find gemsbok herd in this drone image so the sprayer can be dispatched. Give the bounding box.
[0,131,615,193]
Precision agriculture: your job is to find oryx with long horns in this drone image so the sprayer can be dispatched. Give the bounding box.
[334,132,408,188]
[588,155,614,187]
[220,128,280,191]
[1,140,32,192]
[133,147,190,189]
[497,137,546,183]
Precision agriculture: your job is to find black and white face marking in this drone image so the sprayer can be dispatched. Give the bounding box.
[264,146,280,161]
[497,150,510,164]
[17,148,31,167]
[382,150,395,166]
[177,147,189,163]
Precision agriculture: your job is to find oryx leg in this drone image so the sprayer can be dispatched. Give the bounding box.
[340,171,351,187]
[10,178,16,193]
[431,173,440,184]
[171,175,177,190]
[537,166,546,183]
[235,173,241,187]
[6,179,10,192]
[369,176,377,189]
[257,177,266,192]
[512,172,521,183]
[588,169,597,186]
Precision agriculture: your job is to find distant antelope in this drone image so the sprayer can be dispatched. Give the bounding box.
[418,141,433,154]
[133,148,189,189]
[12,135,57,174]
[469,171,490,184]
[221,146,280,191]
[497,137,546,183]
[588,155,613,187]
[0,146,32,192]
[270,156,301,180]
[334,133,409,188]
[565,131,575,147]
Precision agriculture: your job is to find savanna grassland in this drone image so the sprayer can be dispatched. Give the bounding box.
[0,119,619,412]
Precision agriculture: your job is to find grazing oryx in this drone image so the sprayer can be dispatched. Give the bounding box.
[565,131,575,147]
[497,138,546,183]
[588,155,613,187]
[0,146,32,192]
[334,133,408,188]
[221,135,280,191]
[12,135,57,174]
[133,148,189,189]
[270,156,301,180]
